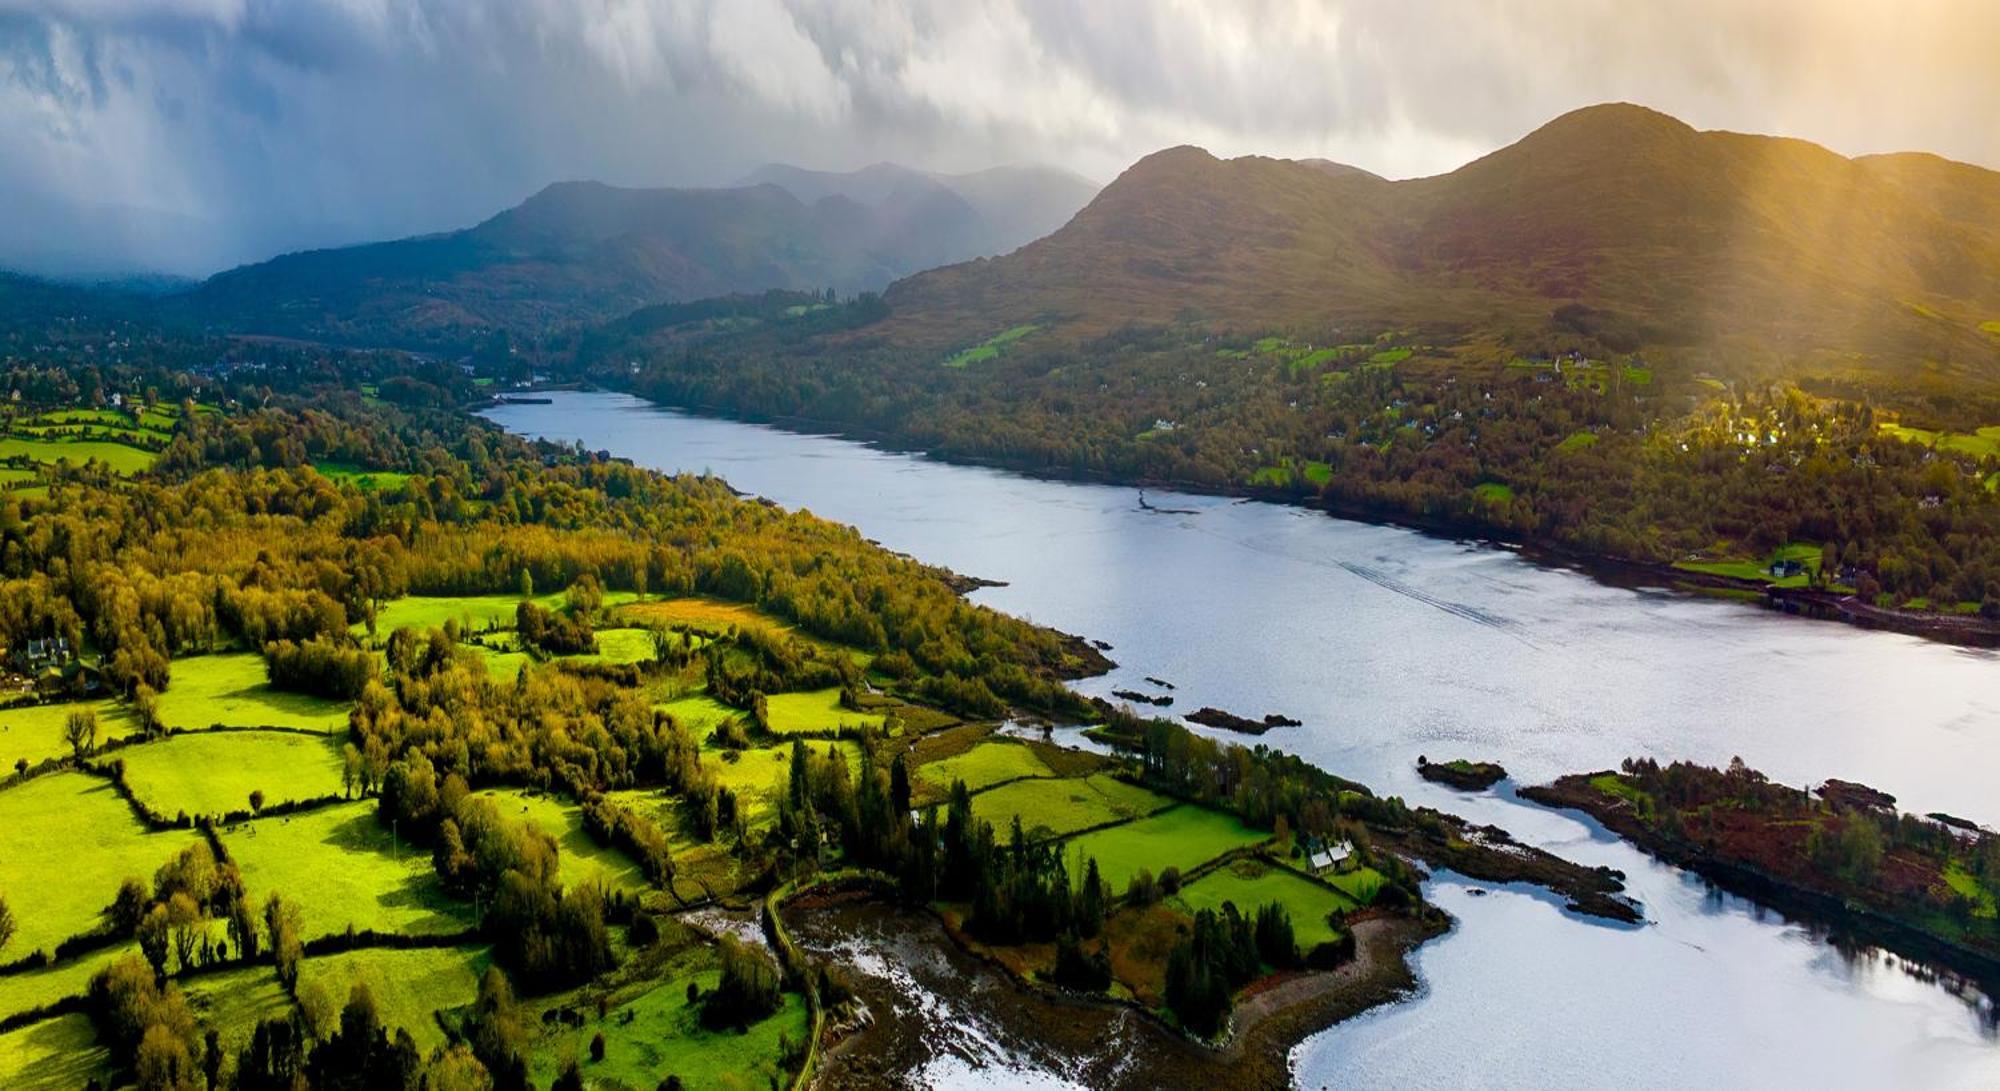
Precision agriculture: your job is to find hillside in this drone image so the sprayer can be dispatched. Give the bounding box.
[183,162,1098,349]
[880,104,2000,375]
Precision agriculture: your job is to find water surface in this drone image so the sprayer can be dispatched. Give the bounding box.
[486,391,2000,1089]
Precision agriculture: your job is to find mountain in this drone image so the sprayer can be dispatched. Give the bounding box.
[878,104,2000,374]
[737,162,1100,263]
[186,163,1099,348]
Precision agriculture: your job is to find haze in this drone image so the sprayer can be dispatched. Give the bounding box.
[3,0,1998,278]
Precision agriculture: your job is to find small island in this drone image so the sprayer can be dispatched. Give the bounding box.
[1183,707,1302,735]
[1523,759,2000,985]
[1416,757,1508,791]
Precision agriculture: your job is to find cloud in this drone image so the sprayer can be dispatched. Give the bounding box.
[0,0,1994,277]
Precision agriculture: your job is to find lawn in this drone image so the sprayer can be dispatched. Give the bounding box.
[295,945,490,1053]
[158,652,351,733]
[181,964,295,1052]
[0,436,157,475]
[1060,805,1266,892]
[0,773,204,958]
[971,774,1172,841]
[1173,858,1353,949]
[0,1012,112,1091]
[222,801,473,940]
[114,731,346,819]
[529,958,808,1091]
[0,698,142,773]
[763,687,884,735]
[1674,541,1827,588]
[1323,864,1388,905]
[917,739,1052,794]
[474,790,650,896]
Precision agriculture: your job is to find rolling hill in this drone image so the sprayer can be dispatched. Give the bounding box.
[878,104,2000,375]
[183,162,1098,348]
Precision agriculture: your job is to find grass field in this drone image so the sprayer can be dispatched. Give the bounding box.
[1879,422,2000,460]
[943,324,1039,368]
[222,801,473,940]
[572,627,657,665]
[763,687,884,735]
[1060,805,1266,892]
[366,591,641,640]
[471,642,535,681]
[181,964,295,1052]
[1324,865,1387,905]
[615,597,771,635]
[0,436,157,475]
[1555,430,1600,452]
[1173,858,1352,949]
[1472,482,1515,503]
[529,957,807,1091]
[475,790,649,896]
[0,943,134,1022]
[0,698,142,773]
[657,694,740,735]
[114,731,346,819]
[0,773,203,957]
[0,1012,112,1091]
[1674,541,1826,588]
[971,774,1171,840]
[917,739,1052,794]
[159,652,351,733]
[295,946,490,1053]
[703,740,859,826]
[313,462,414,492]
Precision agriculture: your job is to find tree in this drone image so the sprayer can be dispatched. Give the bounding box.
[518,568,533,601]
[589,1031,606,1062]
[138,903,173,977]
[109,876,151,935]
[166,893,204,973]
[0,892,15,955]
[264,893,303,987]
[248,789,266,816]
[64,707,98,760]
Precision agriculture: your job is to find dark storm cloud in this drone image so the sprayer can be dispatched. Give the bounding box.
[0,0,1995,277]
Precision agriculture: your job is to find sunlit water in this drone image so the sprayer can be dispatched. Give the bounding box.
[485,391,2000,1089]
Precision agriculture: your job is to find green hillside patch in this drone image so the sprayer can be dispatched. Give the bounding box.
[0,773,204,957]
[917,739,1052,794]
[1878,421,2000,460]
[159,652,351,733]
[944,324,1040,368]
[1060,805,1266,892]
[569,627,657,666]
[367,591,637,639]
[529,956,808,1091]
[0,698,142,773]
[763,687,885,735]
[475,789,649,896]
[296,946,489,1053]
[1471,482,1514,503]
[222,800,473,939]
[0,436,157,475]
[656,694,740,735]
[313,461,414,493]
[181,964,296,1052]
[1174,858,1353,949]
[0,1012,112,1091]
[114,731,346,819]
[1674,541,1826,588]
[971,773,1171,840]
[1554,431,1599,453]
[1368,347,1413,364]
[1324,865,1388,905]
[0,944,134,1023]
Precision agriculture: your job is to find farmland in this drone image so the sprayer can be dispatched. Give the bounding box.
[294,946,491,1053]
[1173,858,1354,949]
[970,773,1171,840]
[221,800,473,939]
[111,730,346,819]
[0,699,141,773]
[158,652,352,733]
[1059,805,1266,892]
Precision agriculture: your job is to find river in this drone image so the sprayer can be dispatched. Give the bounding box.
[484,391,2000,1089]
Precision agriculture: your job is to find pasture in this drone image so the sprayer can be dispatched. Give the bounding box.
[529,957,808,1091]
[706,740,859,825]
[656,694,739,735]
[0,772,203,957]
[475,790,649,896]
[916,738,1051,794]
[1173,858,1352,949]
[181,964,296,1052]
[764,687,884,735]
[0,1012,111,1091]
[366,591,640,640]
[159,652,351,733]
[1060,805,1266,892]
[572,627,658,665]
[0,943,134,1022]
[222,800,473,939]
[970,774,1171,840]
[0,698,141,773]
[114,731,346,818]
[0,436,157,476]
[295,945,490,1053]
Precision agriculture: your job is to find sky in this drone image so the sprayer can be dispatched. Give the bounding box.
[2,0,1997,278]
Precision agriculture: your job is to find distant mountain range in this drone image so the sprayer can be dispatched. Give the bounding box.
[182,162,1097,347]
[878,104,2000,375]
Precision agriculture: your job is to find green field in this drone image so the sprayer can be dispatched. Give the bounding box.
[114,731,346,819]
[656,694,740,735]
[313,461,415,492]
[475,790,649,896]
[1324,865,1388,905]
[1555,430,1600,452]
[701,740,858,826]
[222,800,473,939]
[1060,805,1266,892]
[0,436,157,475]
[181,964,295,1052]
[159,652,351,733]
[0,1012,112,1091]
[1675,541,1826,588]
[944,324,1040,368]
[0,773,203,957]
[471,641,535,681]
[1173,858,1353,949]
[0,698,142,773]
[1879,422,2000,460]
[295,946,490,1053]
[572,627,657,665]
[971,774,1171,840]
[530,959,808,1091]
[917,739,1052,793]
[1472,482,1514,503]
[0,943,134,1022]
[365,591,640,640]
[763,687,884,735]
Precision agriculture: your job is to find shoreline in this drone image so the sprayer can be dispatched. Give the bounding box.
[515,386,2000,650]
